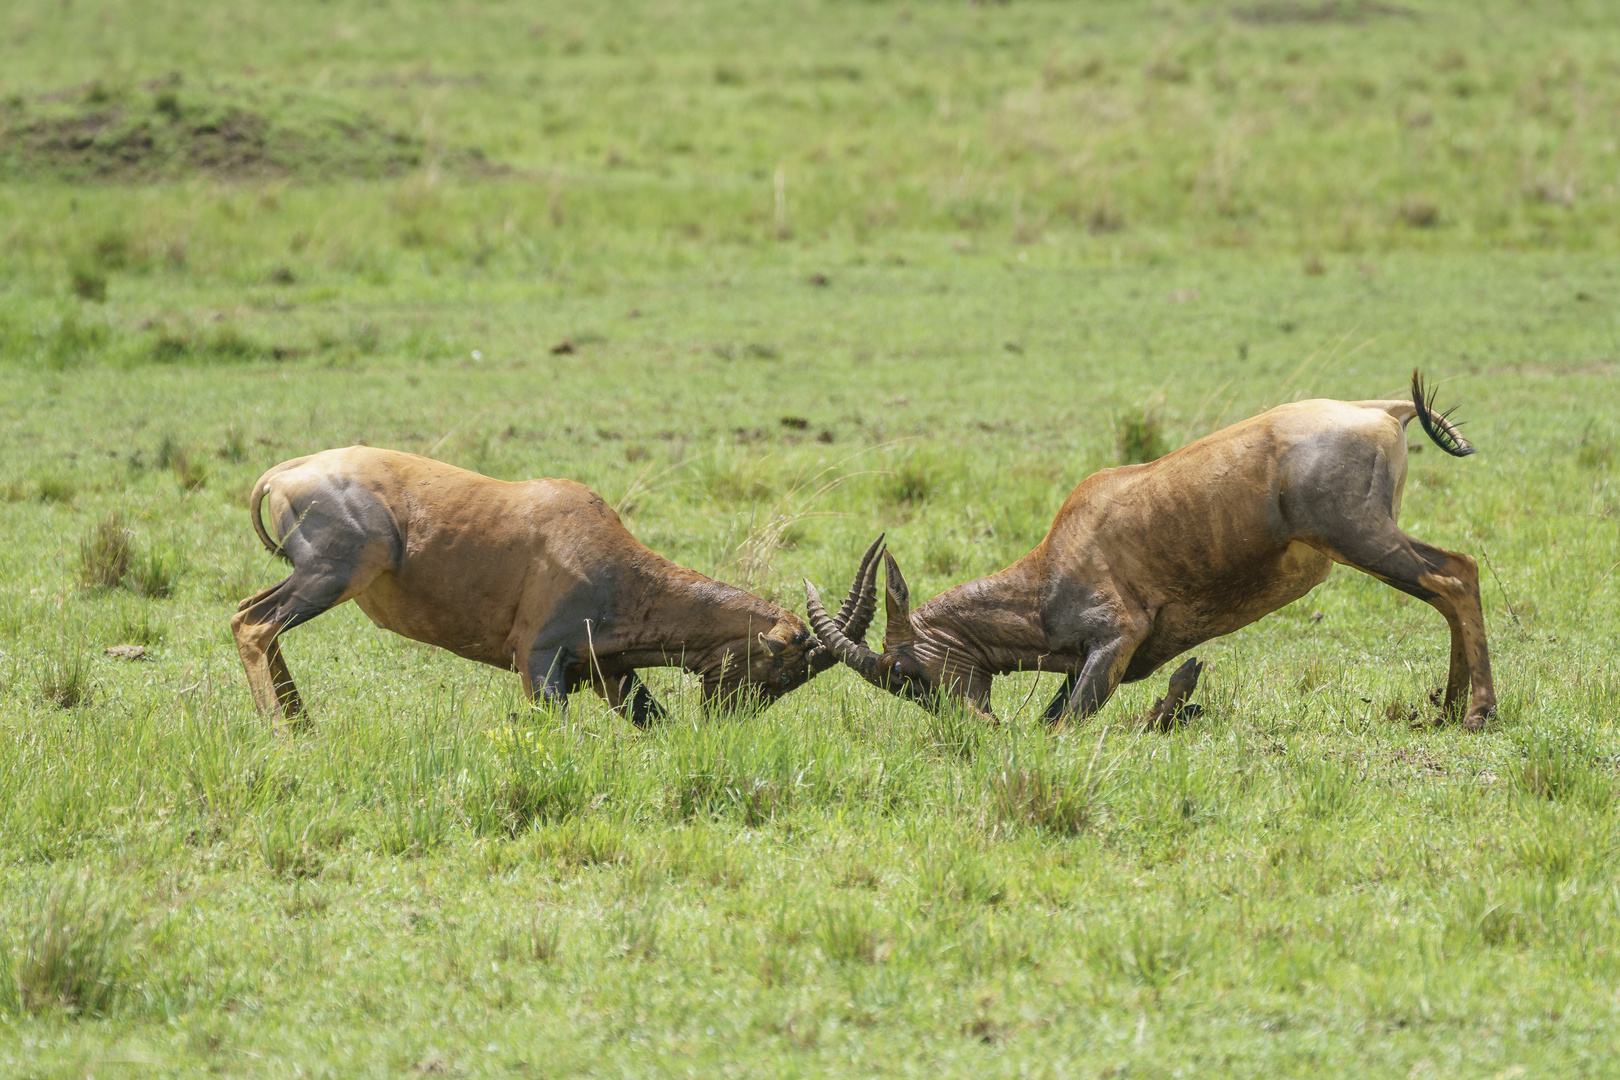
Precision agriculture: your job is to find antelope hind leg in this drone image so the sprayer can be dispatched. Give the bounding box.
[1324,531,1496,730]
[266,639,306,720]
[231,569,351,730]
[1427,548,1495,729]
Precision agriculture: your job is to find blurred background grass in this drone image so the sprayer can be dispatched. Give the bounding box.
[1,0,1617,268]
[2,2,1620,1076]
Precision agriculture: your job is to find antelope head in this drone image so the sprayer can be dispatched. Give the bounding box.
[805,546,986,713]
[708,535,887,708]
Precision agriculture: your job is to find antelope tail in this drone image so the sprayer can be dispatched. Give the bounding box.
[1411,369,1476,458]
[249,472,291,562]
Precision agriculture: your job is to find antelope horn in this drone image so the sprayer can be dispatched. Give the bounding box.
[805,579,883,683]
[835,533,884,642]
[830,533,884,630]
[807,534,885,675]
[881,549,917,647]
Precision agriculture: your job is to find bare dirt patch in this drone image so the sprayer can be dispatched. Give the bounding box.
[1232,1,1416,25]
[0,76,483,183]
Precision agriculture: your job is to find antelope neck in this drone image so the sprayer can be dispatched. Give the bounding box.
[614,553,786,657]
[910,559,1049,677]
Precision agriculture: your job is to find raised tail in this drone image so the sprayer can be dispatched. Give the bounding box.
[249,470,291,562]
[1411,369,1476,457]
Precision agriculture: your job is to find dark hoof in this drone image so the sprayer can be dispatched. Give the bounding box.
[1462,706,1495,732]
[1167,656,1204,695]
[1142,656,1206,731]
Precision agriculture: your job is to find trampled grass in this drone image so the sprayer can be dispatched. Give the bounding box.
[1,0,1619,1076]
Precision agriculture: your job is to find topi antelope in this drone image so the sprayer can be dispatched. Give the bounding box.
[808,372,1496,730]
[233,447,883,728]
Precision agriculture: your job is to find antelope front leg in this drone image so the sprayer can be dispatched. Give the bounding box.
[587,670,669,728]
[1138,656,1204,732]
[522,646,571,718]
[1041,674,1078,723]
[1059,626,1148,725]
[619,672,667,728]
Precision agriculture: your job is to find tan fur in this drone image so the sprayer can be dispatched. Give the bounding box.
[233,448,817,727]
[813,389,1496,731]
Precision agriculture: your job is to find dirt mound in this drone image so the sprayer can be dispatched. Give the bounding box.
[1232,1,1415,24]
[0,76,442,182]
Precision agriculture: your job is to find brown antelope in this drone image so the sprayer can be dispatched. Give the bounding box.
[233,447,884,728]
[808,372,1496,730]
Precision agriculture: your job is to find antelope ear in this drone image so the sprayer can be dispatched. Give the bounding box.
[882,550,917,648]
[758,624,794,656]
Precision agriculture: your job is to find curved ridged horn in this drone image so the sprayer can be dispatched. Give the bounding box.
[881,550,917,648]
[834,534,884,641]
[805,579,883,683]
[807,534,885,675]
[830,534,884,628]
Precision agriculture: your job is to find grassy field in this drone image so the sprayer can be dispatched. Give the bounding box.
[2,1,1619,1076]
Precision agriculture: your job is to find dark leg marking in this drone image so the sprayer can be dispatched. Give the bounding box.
[1041,674,1077,723]
[1061,634,1141,722]
[527,646,571,712]
[1139,656,1204,732]
[620,671,668,728]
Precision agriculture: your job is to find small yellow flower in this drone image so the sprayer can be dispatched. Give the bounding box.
[484,727,538,750]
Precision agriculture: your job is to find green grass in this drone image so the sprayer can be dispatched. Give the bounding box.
[2,0,1620,1075]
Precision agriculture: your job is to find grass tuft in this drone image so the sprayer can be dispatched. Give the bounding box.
[816,901,887,965]
[217,424,248,463]
[1398,196,1441,228]
[919,849,1005,908]
[919,706,982,761]
[1293,758,1358,819]
[374,795,449,858]
[69,263,108,302]
[170,447,209,491]
[498,919,563,965]
[883,452,939,505]
[127,548,181,599]
[988,760,1098,835]
[35,475,76,504]
[6,874,132,1017]
[36,646,92,709]
[1577,424,1614,471]
[605,893,662,960]
[532,818,626,867]
[1092,913,1196,991]
[76,512,179,597]
[261,814,332,879]
[77,511,134,589]
[1512,737,1611,808]
[112,603,169,646]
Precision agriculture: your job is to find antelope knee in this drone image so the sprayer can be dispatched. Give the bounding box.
[232,610,278,654]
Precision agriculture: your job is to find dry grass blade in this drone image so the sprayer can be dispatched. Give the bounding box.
[714,446,888,592]
[612,450,707,516]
